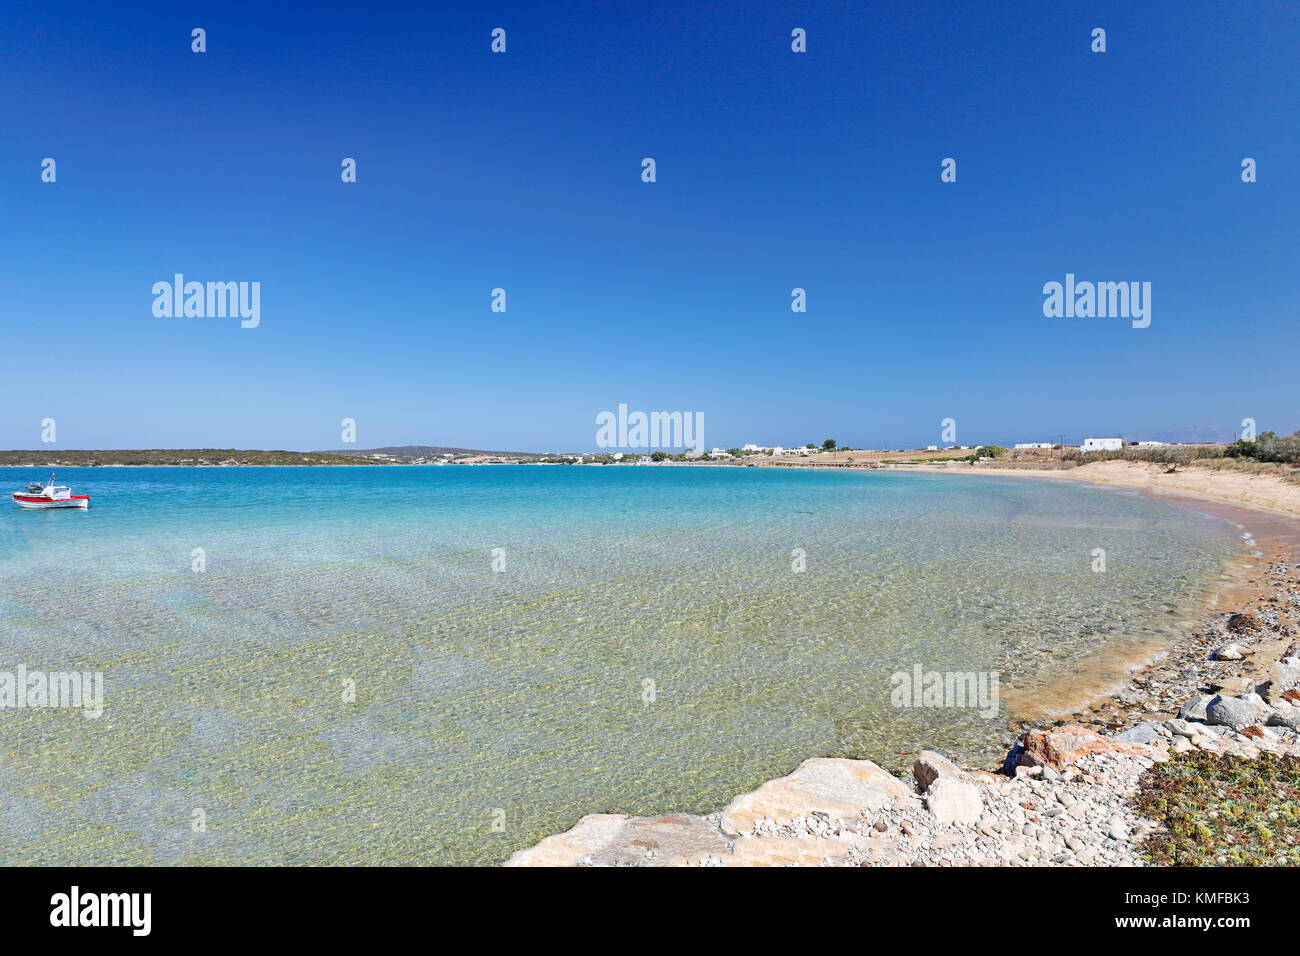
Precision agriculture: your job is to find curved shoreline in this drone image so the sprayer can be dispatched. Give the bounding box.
[887,459,1300,522]
[508,464,1300,866]
[897,461,1300,721]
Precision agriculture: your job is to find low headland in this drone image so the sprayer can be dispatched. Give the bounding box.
[0,448,385,467]
[0,446,567,467]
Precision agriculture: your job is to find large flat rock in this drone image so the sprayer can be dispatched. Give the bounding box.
[720,757,913,834]
[729,835,852,866]
[505,813,629,867]
[589,814,731,866]
[505,813,731,867]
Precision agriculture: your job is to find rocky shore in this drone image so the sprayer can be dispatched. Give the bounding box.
[507,555,1300,867]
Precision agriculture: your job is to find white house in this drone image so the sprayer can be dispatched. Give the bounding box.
[708,448,730,459]
[1081,437,1123,452]
[1014,442,1053,450]
[926,445,938,451]
[770,446,785,456]
[742,443,762,452]
[1133,440,1167,447]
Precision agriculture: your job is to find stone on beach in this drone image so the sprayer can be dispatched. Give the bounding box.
[1278,658,1300,692]
[923,778,982,824]
[1205,693,1272,729]
[913,750,966,792]
[1018,724,1154,771]
[1163,717,1208,739]
[1115,722,1163,745]
[719,757,912,834]
[1226,612,1262,634]
[1266,711,1300,731]
[1178,695,1214,721]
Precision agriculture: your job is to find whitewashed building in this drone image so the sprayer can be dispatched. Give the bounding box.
[1081,437,1123,452]
[1014,442,1053,450]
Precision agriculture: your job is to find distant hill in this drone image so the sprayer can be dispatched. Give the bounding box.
[0,448,386,467]
[0,445,585,467]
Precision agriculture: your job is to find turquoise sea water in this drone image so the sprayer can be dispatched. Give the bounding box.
[0,465,1237,864]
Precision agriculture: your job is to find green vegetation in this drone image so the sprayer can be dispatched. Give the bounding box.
[1063,444,1223,466]
[1134,750,1300,866]
[822,439,837,450]
[966,444,1007,462]
[1226,430,1300,465]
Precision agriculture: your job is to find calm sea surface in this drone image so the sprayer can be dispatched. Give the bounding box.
[0,465,1237,864]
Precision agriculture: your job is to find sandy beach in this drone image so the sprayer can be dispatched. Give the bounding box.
[900,458,1300,521]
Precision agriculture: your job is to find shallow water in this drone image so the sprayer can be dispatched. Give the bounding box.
[0,465,1237,864]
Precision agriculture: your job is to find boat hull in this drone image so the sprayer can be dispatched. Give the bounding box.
[11,493,90,509]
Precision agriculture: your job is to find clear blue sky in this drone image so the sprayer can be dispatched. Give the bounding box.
[2,0,1296,451]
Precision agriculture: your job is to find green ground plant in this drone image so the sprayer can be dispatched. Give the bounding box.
[1134,750,1300,866]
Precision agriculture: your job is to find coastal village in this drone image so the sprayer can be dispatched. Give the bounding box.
[337,437,1191,467]
[0,437,1219,469]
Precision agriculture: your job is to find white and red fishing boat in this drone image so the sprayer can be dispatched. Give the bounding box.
[11,474,90,510]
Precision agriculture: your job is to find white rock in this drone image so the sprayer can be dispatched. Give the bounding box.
[912,750,966,792]
[504,813,628,866]
[719,757,913,834]
[924,779,983,824]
